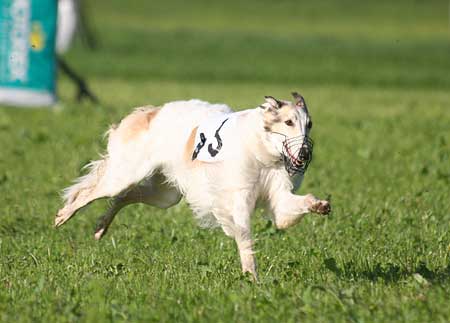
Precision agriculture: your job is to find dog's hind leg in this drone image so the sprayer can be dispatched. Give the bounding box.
[94,172,181,240]
[93,197,129,240]
[55,158,112,227]
[55,154,156,227]
[56,107,162,228]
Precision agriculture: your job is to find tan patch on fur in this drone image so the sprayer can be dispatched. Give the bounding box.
[263,104,295,131]
[263,111,281,131]
[117,107,159,142]
[184,127,205,167]
[237,111,250,118]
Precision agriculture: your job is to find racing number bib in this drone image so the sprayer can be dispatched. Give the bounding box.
[192,114,237,163]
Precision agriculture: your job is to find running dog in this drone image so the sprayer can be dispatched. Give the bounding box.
[55,92,331,279]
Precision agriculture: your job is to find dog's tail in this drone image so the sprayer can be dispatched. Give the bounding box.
[62,156,107,205]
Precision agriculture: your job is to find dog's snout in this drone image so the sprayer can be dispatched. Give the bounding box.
[281,135,313,176]
[298,148,309,162]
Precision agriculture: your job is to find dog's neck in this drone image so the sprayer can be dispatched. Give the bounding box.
[239,108,283,168]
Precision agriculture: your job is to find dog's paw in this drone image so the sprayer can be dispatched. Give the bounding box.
[310,200,331,215]
[54,208,67,227]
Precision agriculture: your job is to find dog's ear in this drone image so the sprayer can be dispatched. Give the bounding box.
[260,96,282,111]
[291,92,307,109]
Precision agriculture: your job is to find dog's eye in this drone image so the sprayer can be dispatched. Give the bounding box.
[307,120,313,129]
[285,120,294,126]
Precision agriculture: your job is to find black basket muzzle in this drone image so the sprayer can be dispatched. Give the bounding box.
[282,136,313,176]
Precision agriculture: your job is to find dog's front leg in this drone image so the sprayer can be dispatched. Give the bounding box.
[272,192,331,229]
[226,190,258,280]
[264,170,331,229]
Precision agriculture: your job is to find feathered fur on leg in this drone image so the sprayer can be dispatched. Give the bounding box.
[55,157,108,227]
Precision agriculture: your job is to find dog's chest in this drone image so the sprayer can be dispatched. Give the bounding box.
[191,113,239,163]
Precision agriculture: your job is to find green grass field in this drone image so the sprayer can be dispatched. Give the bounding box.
[1,0,450,321]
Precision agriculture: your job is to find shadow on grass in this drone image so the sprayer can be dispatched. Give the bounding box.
[324,257,450,284]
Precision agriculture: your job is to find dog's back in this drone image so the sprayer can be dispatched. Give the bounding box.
[56,99,233,227]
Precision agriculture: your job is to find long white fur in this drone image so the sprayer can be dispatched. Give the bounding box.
[56,96,330,279]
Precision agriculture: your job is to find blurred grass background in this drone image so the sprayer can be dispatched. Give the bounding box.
[67,0,450,90]
[1,0,449,322]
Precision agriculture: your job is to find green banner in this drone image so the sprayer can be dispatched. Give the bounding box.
[0,0,57,106]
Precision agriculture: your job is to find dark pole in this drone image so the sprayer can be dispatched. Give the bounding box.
[57,56,99,104]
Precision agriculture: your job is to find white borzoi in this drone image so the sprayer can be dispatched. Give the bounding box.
[55,92,331,279]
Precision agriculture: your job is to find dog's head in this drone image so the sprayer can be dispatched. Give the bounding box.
[260,92,313,176]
